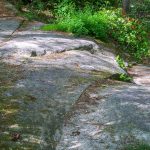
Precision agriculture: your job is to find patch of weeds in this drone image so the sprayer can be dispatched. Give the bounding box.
[41,3,149,61]
[110,73,132,82]
[115,55,133,82]
[41,23,68,32]
[116,55,127,70]
[119,73,132,82]
[41,4,109,41]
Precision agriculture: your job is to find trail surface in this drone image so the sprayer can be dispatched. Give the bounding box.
[0,1,149,150]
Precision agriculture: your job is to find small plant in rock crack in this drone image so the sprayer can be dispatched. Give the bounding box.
[115,55,133,82]
[119,73,132,82]
[110,73,132,82]
[116,55,127,70]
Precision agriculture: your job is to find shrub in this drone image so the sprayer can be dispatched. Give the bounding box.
[42,4,109,40]
[103,9,149,60]
[41,4,149,61]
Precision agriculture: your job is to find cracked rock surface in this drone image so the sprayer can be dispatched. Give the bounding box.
[57,81,150,150]
[0,1,150,150]
[0,27,123,74]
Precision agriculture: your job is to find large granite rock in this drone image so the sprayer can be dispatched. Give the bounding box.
[0,18,21,42]
[0,5,149,149]
[0,18,125,149]
[56,81,150,150]
[0,28,124,74]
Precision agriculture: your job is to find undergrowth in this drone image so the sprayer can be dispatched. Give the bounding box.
[41,1,149,61]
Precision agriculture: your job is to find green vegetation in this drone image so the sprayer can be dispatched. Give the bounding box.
[110,73,132,82]
[42,6,109,40]
[115,55,133,82]
[40,1,149,61]
[116,55,127,69]
[9,0,150,61]
[119,73,132,82]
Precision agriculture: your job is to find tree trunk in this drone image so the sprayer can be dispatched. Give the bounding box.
[122,0,130,15]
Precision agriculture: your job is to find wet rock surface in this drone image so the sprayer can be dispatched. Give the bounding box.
[0,1,150,150]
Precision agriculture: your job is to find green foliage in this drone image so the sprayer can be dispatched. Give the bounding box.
[116,55,133,82]
[41,5,149,61]
[31,0,45,10]
[42,4,109,40]
[85,11,109,40]
[116,55,127,69]
[10,0,116,12]
[63,0,115,10]
[13,0,148,61]
[119,73,132,82]
[99,9,149,60]
[41,23,68,32]
[106,9,149,61]
[55,0,76,19]
[110,73,132,82]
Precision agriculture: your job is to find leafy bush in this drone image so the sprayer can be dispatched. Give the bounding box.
[103,9,149,60]
[64,0,116,10]
[41,2,149,61]
[9,0,116,12]
[119,73,132,82]
[42,4,109,40]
